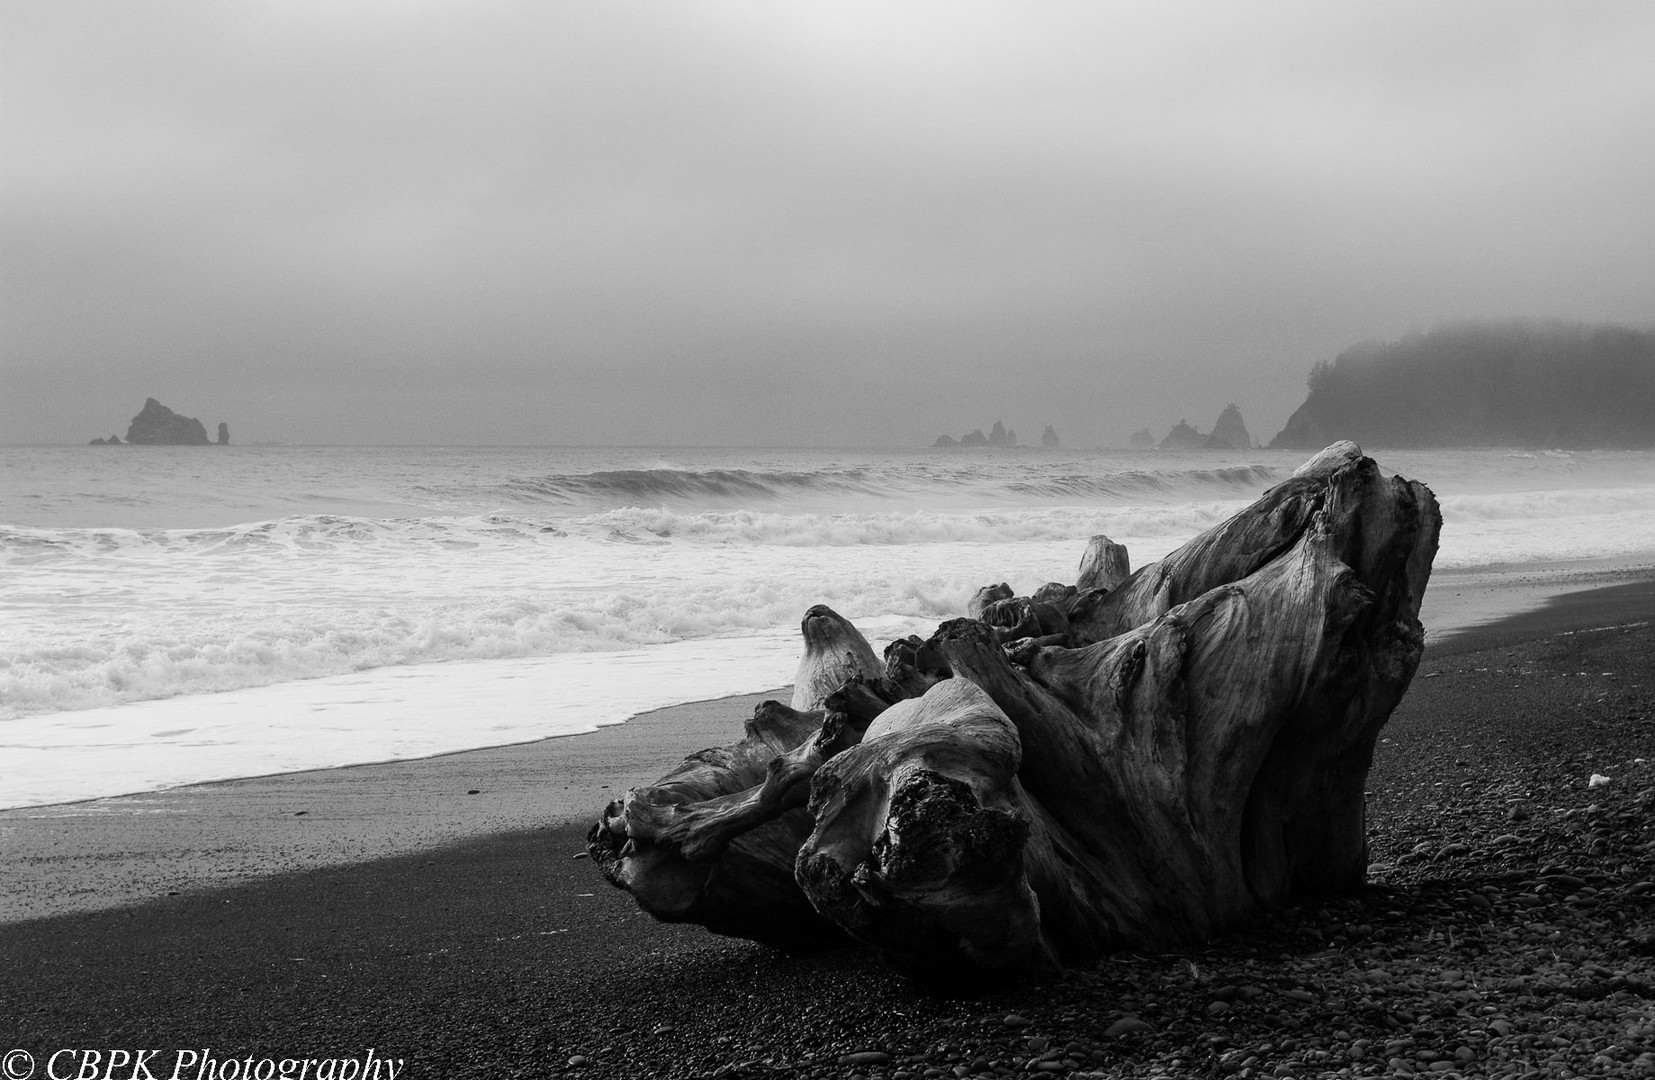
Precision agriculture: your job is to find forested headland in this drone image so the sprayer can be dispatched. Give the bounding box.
[1271,321,1655,449]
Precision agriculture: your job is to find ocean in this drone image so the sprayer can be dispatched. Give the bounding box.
[4,443,1654,809]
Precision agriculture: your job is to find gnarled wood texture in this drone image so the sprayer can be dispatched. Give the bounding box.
[586,442,1440,981]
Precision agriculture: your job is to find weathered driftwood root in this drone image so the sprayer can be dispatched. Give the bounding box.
[587,606,889,951]
[586,442,1440,982]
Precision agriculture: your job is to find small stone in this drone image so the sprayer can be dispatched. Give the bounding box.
[1207,1001,1231,1016]
[1104,1018,1153,1037]
[1281,989,1315,1003]
[838,1052,893,1067]
[1003,1014,1033,1028]
[651,1023,675,1035]
[566,1056,587,1068]
[1025,1037,1049,1053]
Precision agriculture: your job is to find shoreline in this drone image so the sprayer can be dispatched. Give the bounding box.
[2,573,1652,1077]
[5,557,1651,813]
[1419,557,1654,647]
[0,570,1649,927]
[0,686,786,924]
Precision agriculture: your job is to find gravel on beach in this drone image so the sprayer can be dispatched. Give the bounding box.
[5,617,1653,1080]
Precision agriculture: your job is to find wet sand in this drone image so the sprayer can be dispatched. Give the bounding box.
[0,688,783,923]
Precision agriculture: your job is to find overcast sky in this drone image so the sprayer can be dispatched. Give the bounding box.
[4,2,1652,446]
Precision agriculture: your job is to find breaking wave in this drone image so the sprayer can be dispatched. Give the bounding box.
[424,460,1289,511]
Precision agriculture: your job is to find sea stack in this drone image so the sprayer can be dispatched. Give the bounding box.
[1158,420,1206,450]
[124,398,211,445]
[1205,404,1253,450]
[217,422,230,446]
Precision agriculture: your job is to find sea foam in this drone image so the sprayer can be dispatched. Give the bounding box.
[4,444,1654,807]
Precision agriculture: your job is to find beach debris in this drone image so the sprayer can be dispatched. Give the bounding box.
[587,442,1441,985]
[1590,773,1612,787]
[791,605,883,713]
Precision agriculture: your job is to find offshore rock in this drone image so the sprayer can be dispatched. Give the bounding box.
[1129,428,1156,449]
[1041,425,1061,448]
[125,398,210,445]
[1205,404,1253,450]
[1158,419,1206,450]
[937,422,1022,448]
[217,422,230,445]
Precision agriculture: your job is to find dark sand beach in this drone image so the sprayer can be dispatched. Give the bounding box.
[4,580,1653,1079]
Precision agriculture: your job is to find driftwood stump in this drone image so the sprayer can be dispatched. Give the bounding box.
[587,442,1440,983]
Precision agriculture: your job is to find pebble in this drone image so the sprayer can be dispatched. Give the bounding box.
[838,1051,893,1067]
[1104,1018,1153,1036]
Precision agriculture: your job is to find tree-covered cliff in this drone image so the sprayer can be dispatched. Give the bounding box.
[1271,321,1655,449]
